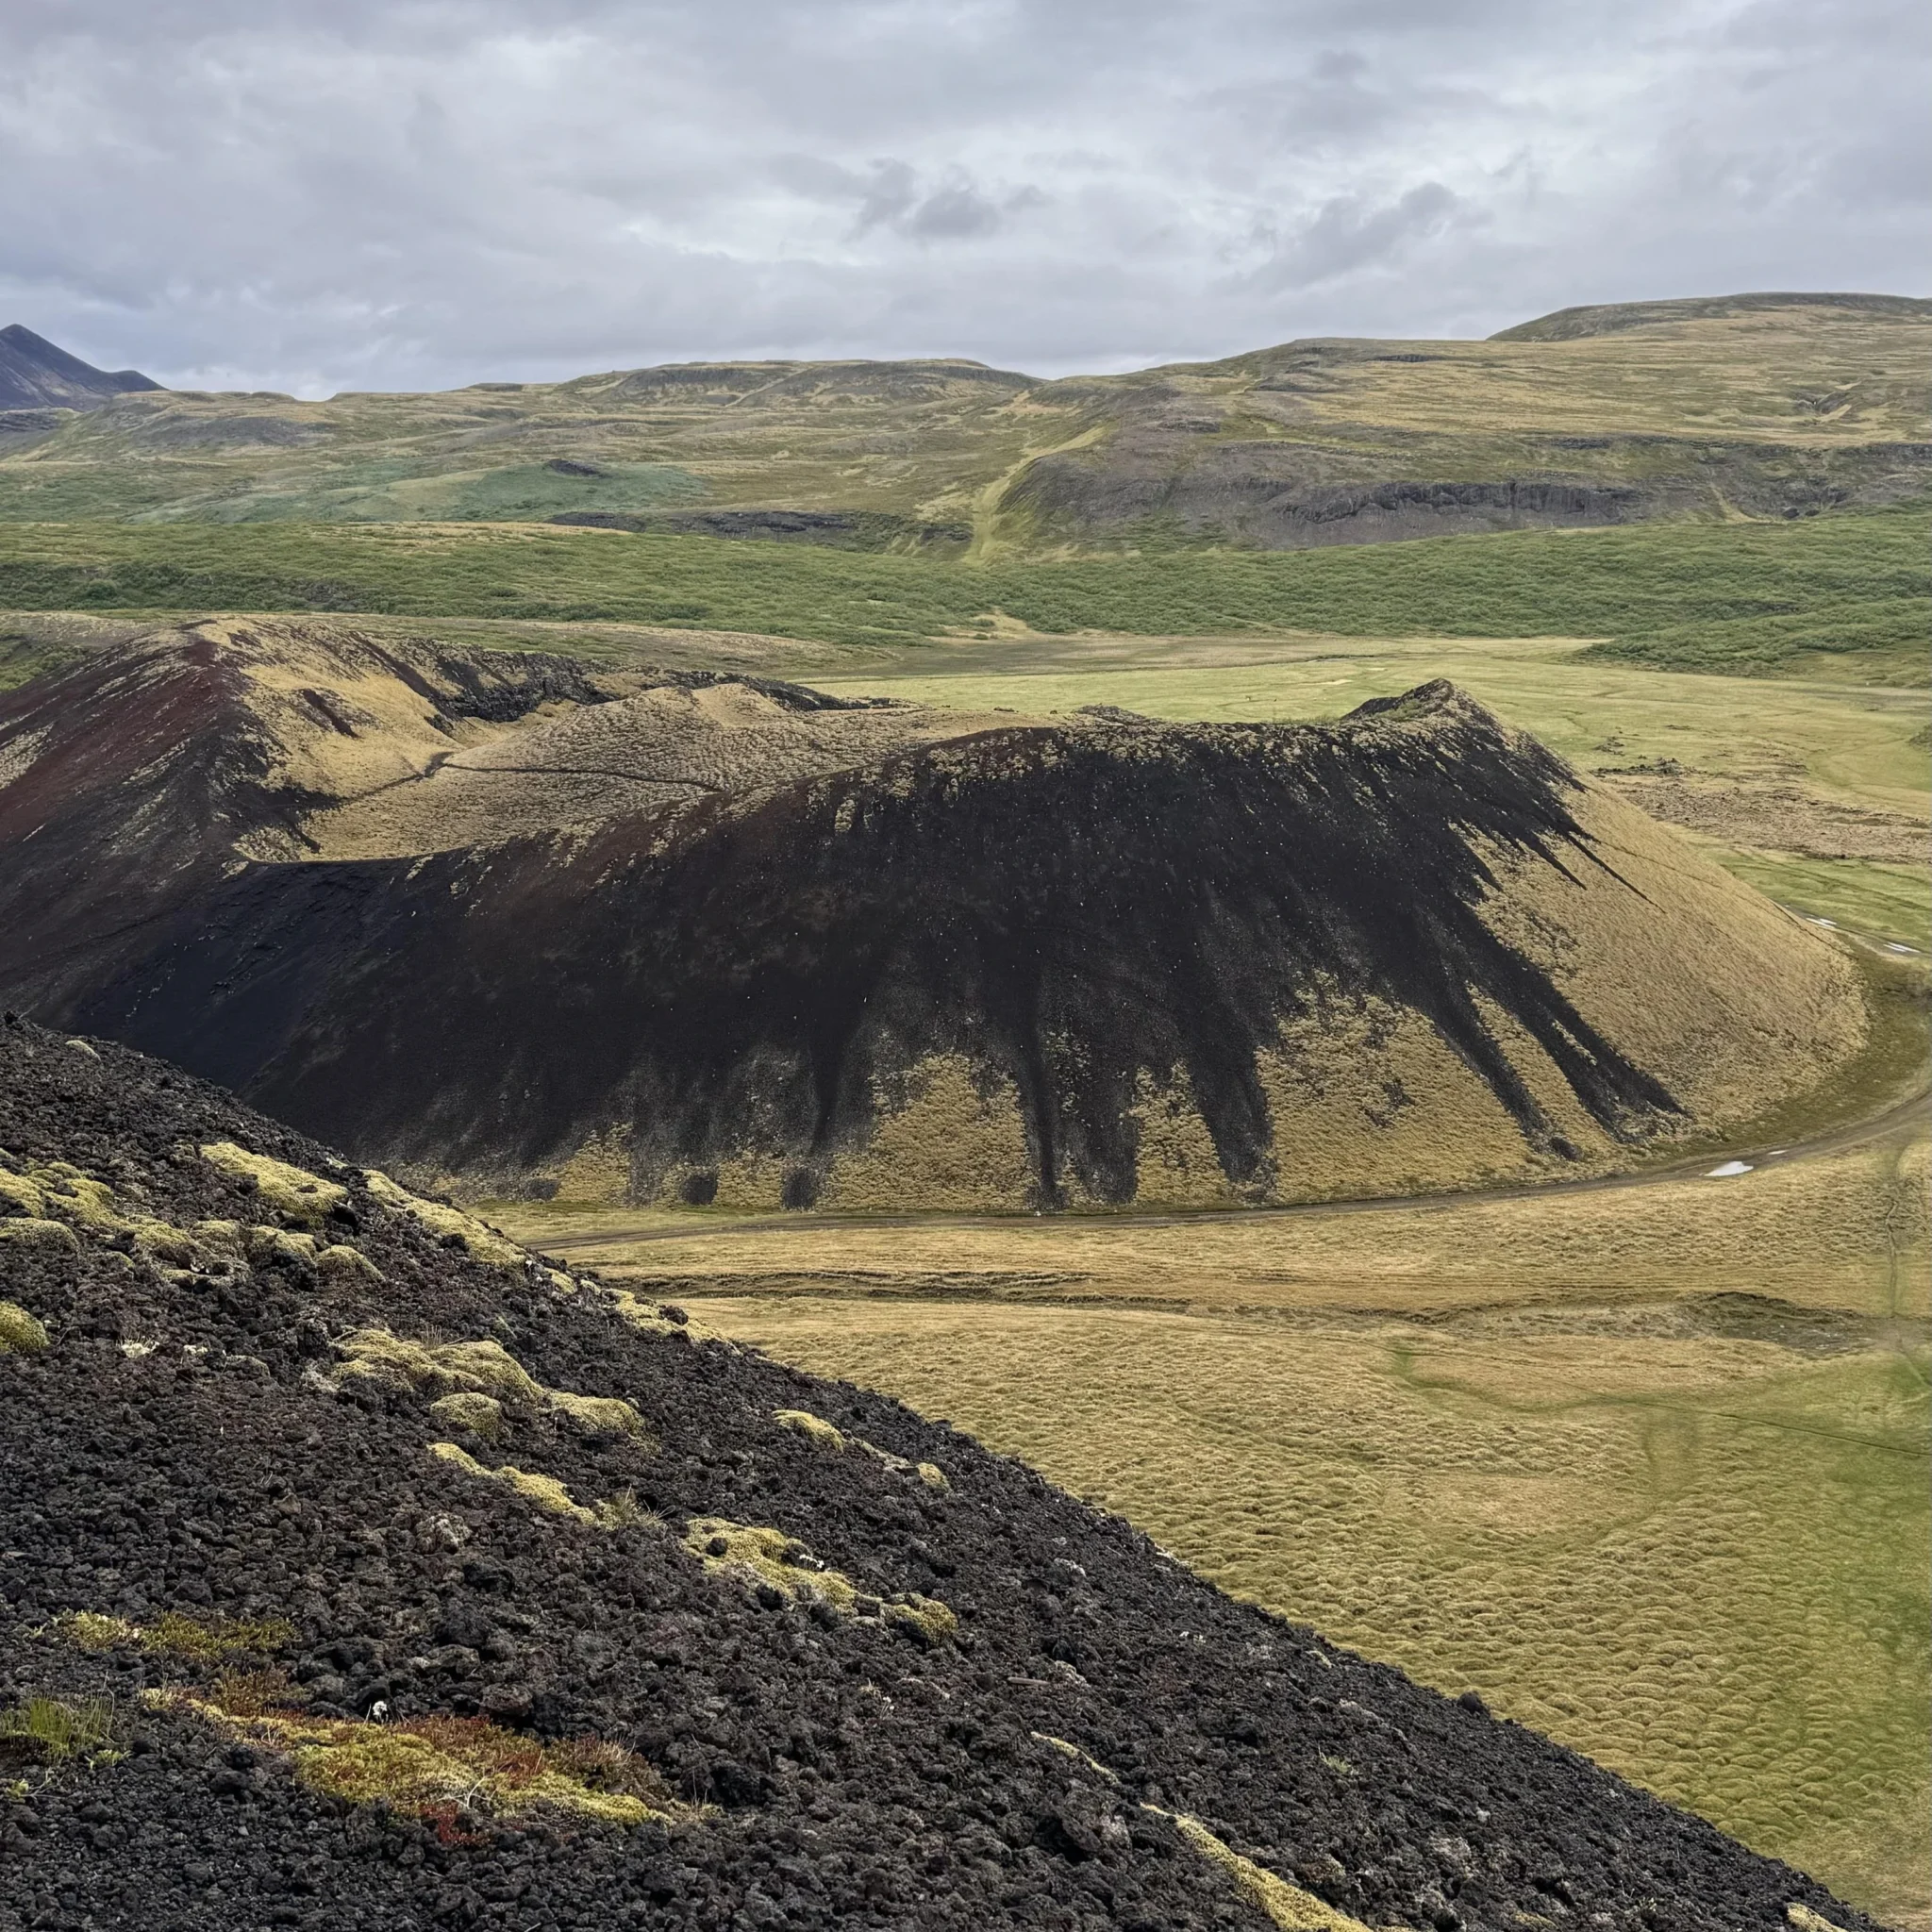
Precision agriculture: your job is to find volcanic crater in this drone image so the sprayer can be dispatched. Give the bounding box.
[0,617,1867,1209]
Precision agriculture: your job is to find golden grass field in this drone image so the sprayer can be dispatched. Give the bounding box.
[496,1090,1930,1927]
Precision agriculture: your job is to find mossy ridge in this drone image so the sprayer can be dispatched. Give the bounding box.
[332,1326,651,1441]
[1029,1734,1373,1931]
[681,1516,957,1642]
[772,1407,949,1490]
[148,1689,687,1829]
[0,1298,49,1353]
[2,1145,384,1289]
[198,1141,347,1223]
[428,1441,599,1524]
[1158,1808,1374,1932]
[361,1169,523,1265]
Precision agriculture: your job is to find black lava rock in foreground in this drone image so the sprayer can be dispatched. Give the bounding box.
[0,1019,1875,1930]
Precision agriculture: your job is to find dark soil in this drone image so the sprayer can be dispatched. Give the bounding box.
[0,1017,1877,1930]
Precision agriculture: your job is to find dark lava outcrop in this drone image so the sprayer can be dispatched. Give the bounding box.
[0,1017,1883,1930]
[0,620,1866,1208]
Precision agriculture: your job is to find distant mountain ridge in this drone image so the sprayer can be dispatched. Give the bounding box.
[0,293,1925,546]
[1492,291,1932,342]
[0,323,161,412]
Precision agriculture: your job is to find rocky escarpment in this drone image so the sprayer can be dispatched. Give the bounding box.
[0,1018,1883,1930]
[0,623,1868,1208]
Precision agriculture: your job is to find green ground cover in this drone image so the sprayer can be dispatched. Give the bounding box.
[0,503,1922,675]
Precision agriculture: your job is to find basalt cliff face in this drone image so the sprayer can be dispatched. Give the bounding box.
[0,1017,1884,1931]
[0,619,1866,1208]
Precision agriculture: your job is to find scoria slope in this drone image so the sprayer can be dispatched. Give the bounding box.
[0,619,1868,1209]
[0,1016,1886,1930]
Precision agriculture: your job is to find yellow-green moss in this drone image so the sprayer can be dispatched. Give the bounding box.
[884,1595,958,1646]
[362,1169,523,1265]
[427,1391,506,1439]
[338,1327,649,1441]
[1154,1807,1373,1932]
[199,1142,347,1224]
[774,1408,848,1452]
[1787,1907,1850,1932]
[610,1289,731,1349]
[429,1441,598,1524]
[0,1165,243,1276]
[547,1390,653,1439]
[58,1611,139,1652]
[0,1301,50,1355]
[771,1407,947,1491]
[683,1518,860,1613]
[0,1169,47,1217]
[1033,1732,1120,1782]
[146,1611,296,1661]
[315,1242,383,1282]
[18,1161,121,1230]
[681,1516,956,1640]
[150,1691,684,1827]
[0,1218,76,1253]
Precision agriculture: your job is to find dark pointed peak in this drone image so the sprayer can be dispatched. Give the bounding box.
[0,324,163,410]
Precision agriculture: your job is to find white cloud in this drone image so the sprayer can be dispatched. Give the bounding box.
[0,0,1923,392]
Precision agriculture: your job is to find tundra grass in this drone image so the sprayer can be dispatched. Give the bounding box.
[0,502,1921,676]
[1710,854,1932,951]
[497,1119,1932,1922]
[704,1292,1930,1929]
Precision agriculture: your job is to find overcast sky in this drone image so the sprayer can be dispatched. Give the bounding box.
[2,0,1924,395]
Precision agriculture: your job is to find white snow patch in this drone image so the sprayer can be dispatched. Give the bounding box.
[1706,1160,1754,1178]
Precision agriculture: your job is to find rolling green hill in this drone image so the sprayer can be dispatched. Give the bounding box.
[2,294,1926,556]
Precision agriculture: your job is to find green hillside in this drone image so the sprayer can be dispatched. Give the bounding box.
[2,295,1925,554]
[0,500,1924,680]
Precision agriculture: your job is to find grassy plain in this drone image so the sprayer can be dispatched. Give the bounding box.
[498,1104,1932,1926]
[0,502,1922,675]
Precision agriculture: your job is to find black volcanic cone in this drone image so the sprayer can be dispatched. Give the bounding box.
[74,683,1680,1202]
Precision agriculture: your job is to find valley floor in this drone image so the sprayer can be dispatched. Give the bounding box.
[494,996,1932,1928]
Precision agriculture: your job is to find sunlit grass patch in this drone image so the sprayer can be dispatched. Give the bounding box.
[58,1608,295,1660]
[0,1693,121,1774]
[708,1286,1930,1924]
[150,1688,688,1829]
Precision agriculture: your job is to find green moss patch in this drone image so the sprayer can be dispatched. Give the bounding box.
[682,1516,956,1642]
[58,1608,295,1661]
[336,1327,651,1443]
[198,1141,347,1223]
[0,1300,50,1354]
[771,1407,947,1490]
[149,1689,688,1829]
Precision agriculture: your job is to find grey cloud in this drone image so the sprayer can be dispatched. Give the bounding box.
[0,0,1923,391]
[1256,182,1465,290]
